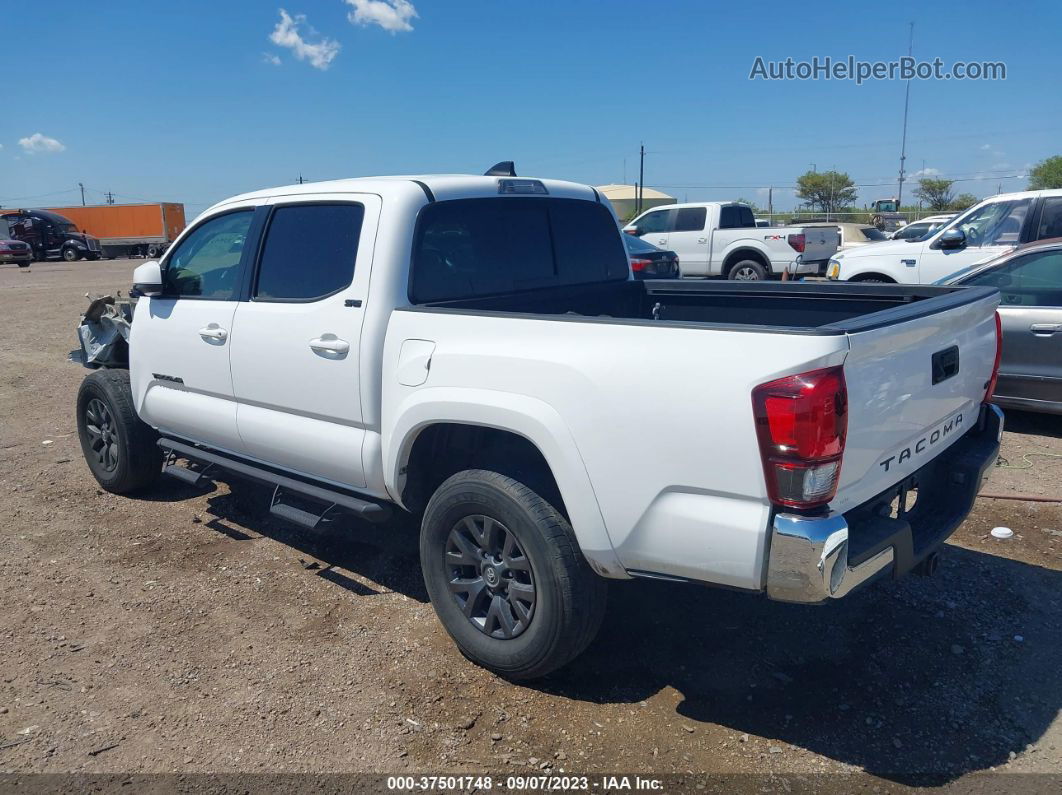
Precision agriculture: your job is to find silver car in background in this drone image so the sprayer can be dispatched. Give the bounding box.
[945,238,1062,414]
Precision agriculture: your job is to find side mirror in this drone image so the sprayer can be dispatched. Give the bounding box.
[938,228,966,249]
[625,226,641,236]
[132,260,163,298]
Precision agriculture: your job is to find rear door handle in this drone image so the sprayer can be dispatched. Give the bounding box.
[198,325,228,341]
[1030,323,1061,335]
[310,336,350,354]
[657,238,667,245]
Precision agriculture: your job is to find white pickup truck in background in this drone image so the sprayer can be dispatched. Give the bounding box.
[828,189,1062,284]
[623,201,839,279]
[75,171,1003,680]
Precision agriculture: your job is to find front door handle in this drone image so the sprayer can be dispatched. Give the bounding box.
[198,325,228,341]
[697,237,707,244]
[1030,323,1061,336]
[310,336,350,354]
[657,239,667,245]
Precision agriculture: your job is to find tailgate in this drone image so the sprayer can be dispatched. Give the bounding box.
[831,289,1000,512]
[801,226,840,261]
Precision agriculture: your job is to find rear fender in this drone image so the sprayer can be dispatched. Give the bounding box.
[384,387,626,578]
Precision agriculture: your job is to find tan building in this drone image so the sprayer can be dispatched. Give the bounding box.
[596,184,675,222]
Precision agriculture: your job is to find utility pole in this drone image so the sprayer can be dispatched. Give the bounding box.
[78,182,86,206]
[297,174,305,184]
[105,191,115,205]
[637,143,645,215]
[768,187,773,218]
[897,21,914,206]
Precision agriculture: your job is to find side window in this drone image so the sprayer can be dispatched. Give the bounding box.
[255,204,364,301]
[955,199,1030,248]
[719,205,754,229]
[163,211,254,299]
[673,207,707,232]
[636,209,673,234]
[1036,197,1062,240]
[965,250,1062,306]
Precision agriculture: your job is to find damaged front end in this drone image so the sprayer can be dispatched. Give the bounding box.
[74,294,135,369]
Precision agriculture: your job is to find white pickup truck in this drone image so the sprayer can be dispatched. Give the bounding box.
[623,201,839,279]
[828,189,1062,284]
[76,171,1003,679]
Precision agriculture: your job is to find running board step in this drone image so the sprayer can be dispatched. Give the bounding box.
[157,438,391,524]
[163,461,212,487]
[269,486,336,531]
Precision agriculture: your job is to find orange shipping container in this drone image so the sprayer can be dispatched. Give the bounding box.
[39,203,186,250]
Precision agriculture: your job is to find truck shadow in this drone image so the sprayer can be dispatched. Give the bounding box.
[1001,409,1062,440]
[539,545,1061,785]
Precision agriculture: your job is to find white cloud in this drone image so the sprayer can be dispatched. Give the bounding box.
[345,0,417,33]
[18,133,65,154]
[263,51,282,65]
[269,9,340,70]
[911,167,941,178]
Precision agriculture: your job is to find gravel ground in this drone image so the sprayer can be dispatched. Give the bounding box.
[1,259,1059,788]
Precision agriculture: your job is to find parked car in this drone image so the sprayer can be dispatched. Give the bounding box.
[828,190,1062,283]
[623,202,839,280]
[0,217,33,267]
[805,222,889,250]
[74,171,1002,679]
[890,214,956,242]
[0,209,103,262]
[623,233,680,279]
[944,238,1062,414]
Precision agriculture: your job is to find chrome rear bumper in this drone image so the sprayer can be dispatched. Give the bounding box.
[765,404,1003,603]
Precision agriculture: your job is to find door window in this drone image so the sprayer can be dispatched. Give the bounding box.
[254,204,364,301]
[953,199,1030,248]
[1036,197,1062,240]
[635,209,673,234]
[164,211,254,299]
[964,249,1062,306]
[673,207,707,232]
[719,205,755,229]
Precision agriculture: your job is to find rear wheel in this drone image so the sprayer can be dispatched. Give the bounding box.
[420,469,606,680]
[727,259,768,281]
[76,370,162,494]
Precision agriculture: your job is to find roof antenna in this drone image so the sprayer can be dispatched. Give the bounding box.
[484,161,517,177]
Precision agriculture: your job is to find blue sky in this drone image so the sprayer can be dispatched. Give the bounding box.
[3,0,1060,216]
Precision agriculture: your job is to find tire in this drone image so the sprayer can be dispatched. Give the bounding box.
[146,244,160,258]
[727,258,768,281]
[420,469,607,680]
[62,247,80,262]
[76,369,162,494]
[86,253,101,261]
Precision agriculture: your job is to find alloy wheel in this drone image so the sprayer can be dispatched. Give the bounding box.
[84,398,120,472]
[446,514,536,639]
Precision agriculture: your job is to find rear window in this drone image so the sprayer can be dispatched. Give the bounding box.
[719,205,755,229]
[624,234,661,254]
[410,198,628,303]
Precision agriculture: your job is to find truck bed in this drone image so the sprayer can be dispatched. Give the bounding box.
[411,279,997,335]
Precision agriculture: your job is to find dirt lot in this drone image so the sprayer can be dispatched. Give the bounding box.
[1,258,1060,787]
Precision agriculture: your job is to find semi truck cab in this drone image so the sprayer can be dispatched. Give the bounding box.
[1,209,103,262]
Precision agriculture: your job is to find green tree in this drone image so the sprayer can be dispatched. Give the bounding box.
[1028,156,1062,190]
[795,170,858,214]
[950,193,979,211]
[913,178,955,211]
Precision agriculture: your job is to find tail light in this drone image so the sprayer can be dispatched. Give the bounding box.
[787,233,806,253]
[629,257,650,272]
[985,311,1003,402]
[752,366,848,510]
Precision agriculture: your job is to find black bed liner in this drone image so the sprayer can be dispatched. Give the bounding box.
[399,279,998,336]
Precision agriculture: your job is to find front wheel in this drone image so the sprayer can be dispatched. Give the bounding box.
[727,259,768,280]
[76,370,162,494]
[420,470,607,680]
[62,247,80,262]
